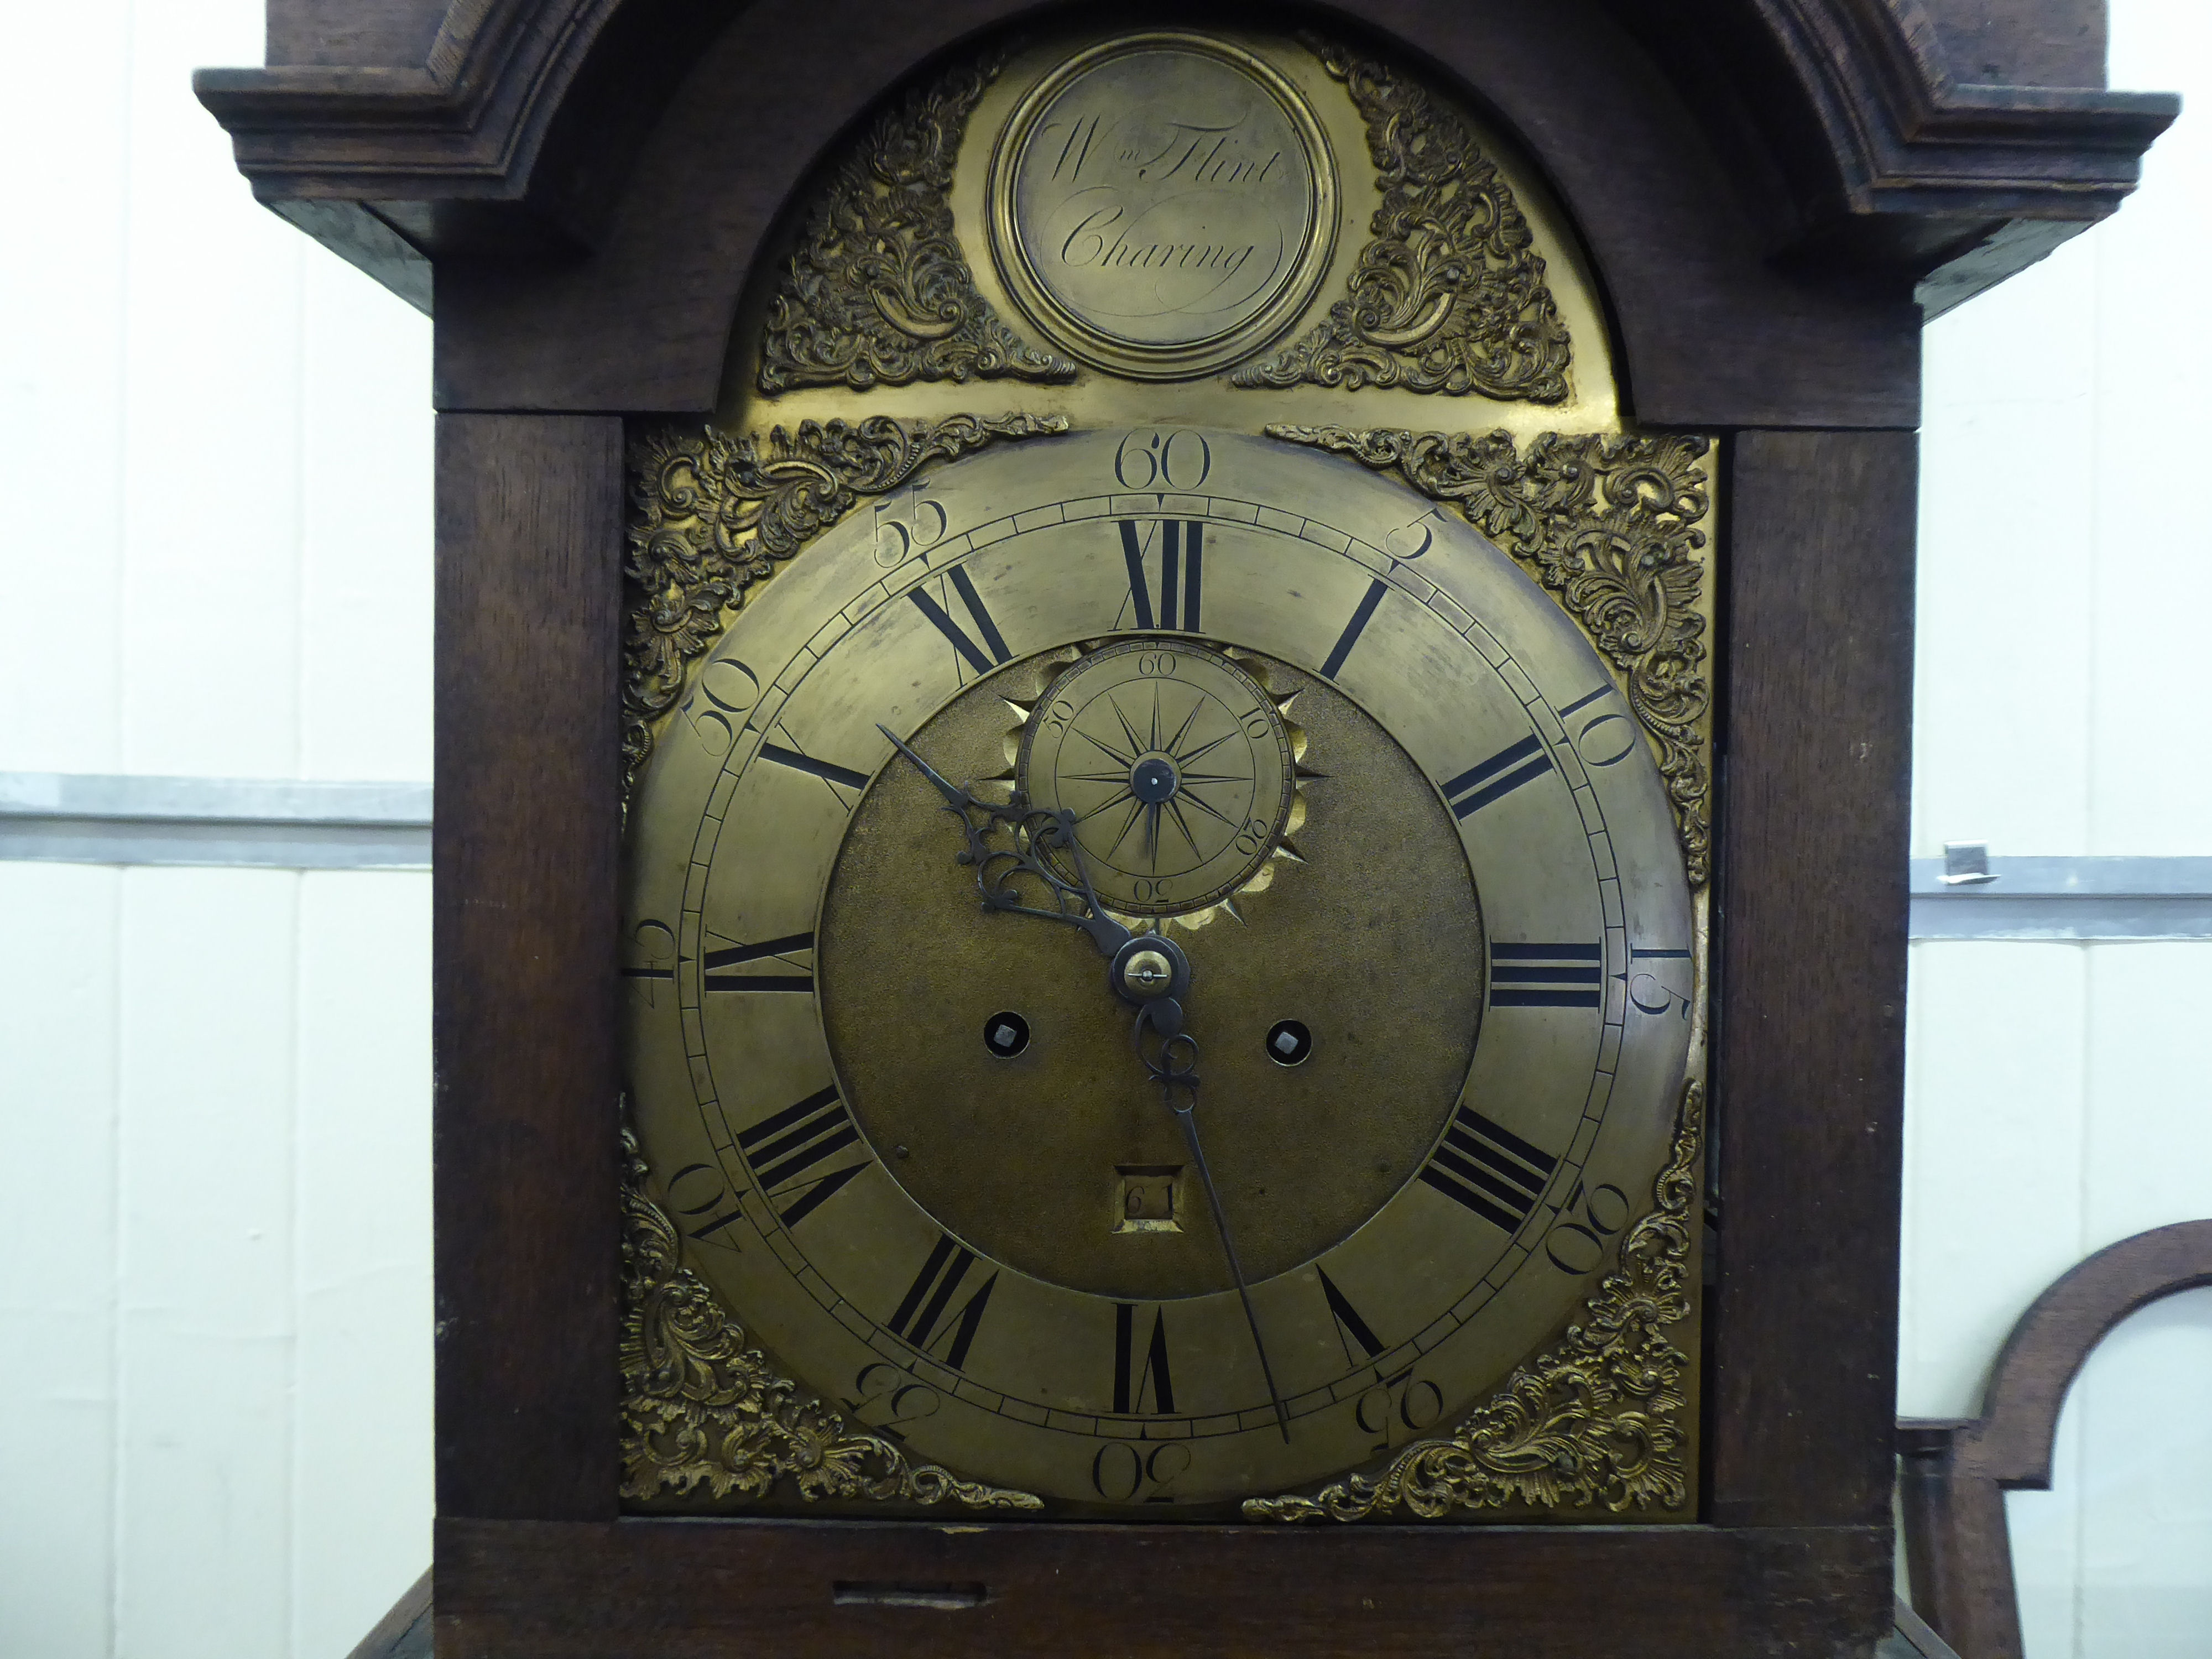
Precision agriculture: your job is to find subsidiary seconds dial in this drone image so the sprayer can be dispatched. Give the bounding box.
[1021,639,1298,916]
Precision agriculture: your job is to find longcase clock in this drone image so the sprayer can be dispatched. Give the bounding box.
[200,1,2173,1653]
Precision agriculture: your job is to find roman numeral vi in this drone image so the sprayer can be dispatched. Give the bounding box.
[1113,1304,1175,1415]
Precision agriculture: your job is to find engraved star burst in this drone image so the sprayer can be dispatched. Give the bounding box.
[1000,644,1317,934]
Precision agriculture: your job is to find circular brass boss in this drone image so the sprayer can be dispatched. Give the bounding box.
[987,32,1339,379]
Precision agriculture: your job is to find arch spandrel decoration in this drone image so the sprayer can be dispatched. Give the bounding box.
[722,25,1621,443]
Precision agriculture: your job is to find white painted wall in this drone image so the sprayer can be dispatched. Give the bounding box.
[1900,2,2212,1654]
[0,4,434,1658]
[0,2,2203,1656]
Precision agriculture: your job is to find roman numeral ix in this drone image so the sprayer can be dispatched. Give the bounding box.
[1419,1107,1561,1233]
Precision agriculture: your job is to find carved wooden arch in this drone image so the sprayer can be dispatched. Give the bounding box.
[197,0,2174,426]
[1897,1220,2212,1659]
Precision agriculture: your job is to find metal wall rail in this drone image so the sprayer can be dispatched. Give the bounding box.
[3,774,2208,939]
[1908,855,2212,941]
[0,772,431,870]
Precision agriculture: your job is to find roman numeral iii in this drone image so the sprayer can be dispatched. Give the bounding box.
[1490,942,1603,1009]
[1418,1106,1561,1232]
[702,931,813,993]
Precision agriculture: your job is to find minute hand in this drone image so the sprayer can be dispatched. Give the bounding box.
[1141,1018,1292,1444]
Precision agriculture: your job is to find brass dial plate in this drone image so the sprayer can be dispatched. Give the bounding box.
[622,429,1695,1511]
[823,648,1485,1300]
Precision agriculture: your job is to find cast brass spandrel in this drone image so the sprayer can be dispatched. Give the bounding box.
[1244,1080,1704,1522]
[1234,41,1574,402]
[619,1119,1044,1512]
[622,413,1067,807]
[757,54,1075,393]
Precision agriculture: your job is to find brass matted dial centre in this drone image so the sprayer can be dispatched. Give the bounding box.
[1021,640,1295,919]
[817,647,1486,1301]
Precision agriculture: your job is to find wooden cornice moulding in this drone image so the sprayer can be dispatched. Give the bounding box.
[196,0,2175,320]
[1725,0,2177,310]
[194,0,597,174]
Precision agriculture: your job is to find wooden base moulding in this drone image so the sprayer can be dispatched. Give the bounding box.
[434,1516,1892,1658]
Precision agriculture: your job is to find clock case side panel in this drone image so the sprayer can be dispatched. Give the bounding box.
[434,413,627,1521]
[411,8,1918,1657]
[1707,429,1915,1533]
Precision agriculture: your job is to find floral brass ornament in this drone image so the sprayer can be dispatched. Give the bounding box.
[757,55,1076,392]
[1265,425,1713,885]
[622,413,1069,807]
[1234,43,1572,402]
[619,1123,1044,1511]
[1244,1082,1702,1522]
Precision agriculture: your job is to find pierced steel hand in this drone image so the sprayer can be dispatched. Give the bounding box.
[879,725,1132,961]
[1135,1008,1292,1444]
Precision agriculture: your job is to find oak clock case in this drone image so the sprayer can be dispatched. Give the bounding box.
[620,25,1711,1524]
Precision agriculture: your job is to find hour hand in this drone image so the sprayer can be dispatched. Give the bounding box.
[877,724,974,815]
[878,724,1131,960]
